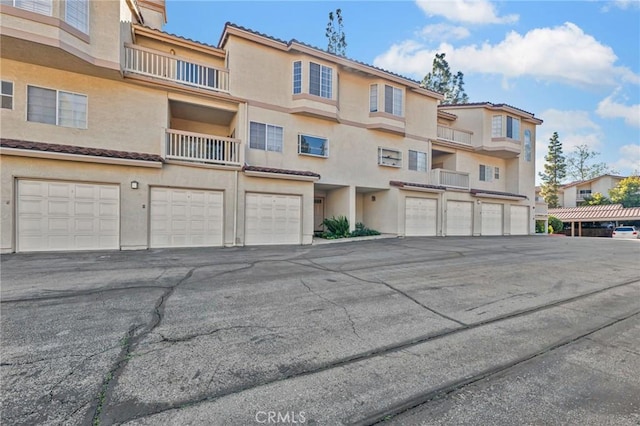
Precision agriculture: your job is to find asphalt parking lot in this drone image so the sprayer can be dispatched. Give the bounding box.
[1,236,639,425]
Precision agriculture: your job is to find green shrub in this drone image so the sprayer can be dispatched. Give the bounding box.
[322,216,351,238]
[319,217,381,239]
[351,222,381,237]
[548,216,564,234]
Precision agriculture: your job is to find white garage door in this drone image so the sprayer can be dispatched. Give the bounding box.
[446,200,473,236]
[405,197,437,236]
[150,188,223,248]
[510,205,529,235]
[17,179,119,252]
[481,203,503,236]
[245,193,301,245]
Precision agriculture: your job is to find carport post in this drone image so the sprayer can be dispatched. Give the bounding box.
[571,221,575,237]
[579,221,582,237]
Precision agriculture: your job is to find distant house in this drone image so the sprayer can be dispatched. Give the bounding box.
[536,174,626,208]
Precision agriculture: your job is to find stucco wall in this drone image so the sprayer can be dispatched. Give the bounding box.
[1,60,166,155]
[0,155,239,252]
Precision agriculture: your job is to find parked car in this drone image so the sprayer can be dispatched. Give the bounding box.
[611,226,639,239]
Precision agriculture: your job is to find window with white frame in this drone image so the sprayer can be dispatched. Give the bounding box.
[27,85,87,128]
[3,0,52,15]
[292,61,302,94]
[479,164,494,182]
[298,134,328,157]
[408,150,427,172]
[494,167,500,180]
[524,130,532,161]
[309,62,332,99]
[1,81,13,109]
[65,0,89,33]
[491,115,502,137]
[369,84,378,112]
[384,85,403,116]
[506,116,520,140]
[249,121,283,152]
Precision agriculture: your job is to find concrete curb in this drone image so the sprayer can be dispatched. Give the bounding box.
[312,233,398,245]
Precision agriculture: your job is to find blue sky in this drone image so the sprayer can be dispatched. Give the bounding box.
[164,1,640,183]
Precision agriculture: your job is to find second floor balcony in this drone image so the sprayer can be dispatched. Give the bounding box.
[437,125,472,146]
[430,168,470,190]
[124,44,229,93]
[165,129,241,167]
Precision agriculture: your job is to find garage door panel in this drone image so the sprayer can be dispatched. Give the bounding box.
[100,219,118,232]
[150,188,223,248]
[48,183,72,198]
[99,202,118,216]
[481,203,503,236]
[405,197,437,237]
[75,185,96,199]
[510,205,529,235]
[49,200,71,215]
[446,201,473,236]
[245,193,301,245]
[19,181,44,196]
[49,218,70,231]
[17,180,120,252]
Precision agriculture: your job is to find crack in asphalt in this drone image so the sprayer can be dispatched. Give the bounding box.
[465,292,537,312]
[300,279,362,340]
[88,267,196,426]
[358,310,640,426]
[0,285,175,304]
[290,256,468,327]
[113,276,640,424]
[158,325,281,344]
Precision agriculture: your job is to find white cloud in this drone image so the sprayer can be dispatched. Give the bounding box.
[596,92,640,128]
[605,0,640,10]
[611,144,640,175]
[415,0,518,24]
[416,24,470,42]
[373,22,640,87]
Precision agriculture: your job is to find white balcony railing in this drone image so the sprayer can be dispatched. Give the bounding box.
[124,44,229,93]
[437,125,472,145]
[430,168,470,190]
[166,129,241,166]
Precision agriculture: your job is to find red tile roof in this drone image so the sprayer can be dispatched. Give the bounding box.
[0,139,163,162]
[559,174,626,189]
[390,181,447,191]
[548,204,640,221]
[242,165,320,178]
[470,189,527,199]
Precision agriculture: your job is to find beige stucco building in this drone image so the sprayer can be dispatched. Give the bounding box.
[0,0,543,253]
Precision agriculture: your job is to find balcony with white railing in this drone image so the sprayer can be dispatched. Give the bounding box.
[124,44,229,93]
[430,168,470,190]
[165,129,241,166]
[437,125,472,146]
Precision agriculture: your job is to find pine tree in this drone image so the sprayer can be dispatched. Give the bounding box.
[326,9,346,56]
[421,53,468,104]
[539,132,567,208]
